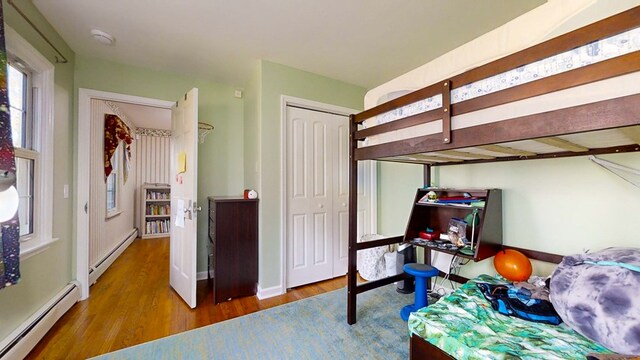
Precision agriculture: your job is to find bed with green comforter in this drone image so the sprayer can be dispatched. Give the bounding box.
[407,274,611,359]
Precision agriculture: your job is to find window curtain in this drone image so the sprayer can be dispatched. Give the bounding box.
[104,114,133,183]
[0,2,21,289]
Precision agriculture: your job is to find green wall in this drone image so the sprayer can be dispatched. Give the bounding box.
[253,60,367,289]
[377,162,423,236]
[439,153,640,278]
[377,152,640,278]
[75,56,245,273]
[0,0,76,341]
[243,63,261,191]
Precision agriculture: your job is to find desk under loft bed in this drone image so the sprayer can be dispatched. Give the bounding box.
[346,3,640,338]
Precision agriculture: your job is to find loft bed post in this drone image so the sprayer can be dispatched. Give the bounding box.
[441,80,451,144]
[423,164,431,187]
[347,114,358,325]
[423,164,432,291]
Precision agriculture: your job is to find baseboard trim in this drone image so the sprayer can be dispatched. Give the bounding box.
[0,282,80,359]
[88,229,137,285]
[256,284,285,300]
[196,271,209,281]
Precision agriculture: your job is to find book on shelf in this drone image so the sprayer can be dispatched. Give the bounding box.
[146,191,170,200]
[146,204,170,215]
[145,219,170,234]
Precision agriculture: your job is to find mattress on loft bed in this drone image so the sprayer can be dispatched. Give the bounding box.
[363,0,603,110]
[360,0,640,151]
[407,274,611,360]
[361,24,640,149]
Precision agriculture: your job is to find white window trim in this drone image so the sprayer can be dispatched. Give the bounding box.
[5,25,56,260]
[105,145,121,219]
[13,147,37,238]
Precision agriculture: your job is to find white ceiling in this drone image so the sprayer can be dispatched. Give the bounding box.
[111,101,171,130]
[33,0,545,89]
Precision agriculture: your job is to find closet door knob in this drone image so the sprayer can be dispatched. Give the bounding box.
[318,204,324,209]
[342,203,346,207]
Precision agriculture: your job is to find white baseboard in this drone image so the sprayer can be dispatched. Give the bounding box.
[256,283,285,300]
[0,282,80,359]
[89,229,137,285]
[196,271,209,281]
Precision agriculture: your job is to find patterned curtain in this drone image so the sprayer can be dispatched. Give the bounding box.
[104,114,133,183]
[0,2,21,289]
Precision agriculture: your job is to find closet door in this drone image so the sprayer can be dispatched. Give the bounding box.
[285,105,373,288]
[286,106,337,288]
[330,123,372,277]
[332,119,349,276]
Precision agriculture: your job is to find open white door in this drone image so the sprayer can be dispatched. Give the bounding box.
[170,88,199,308]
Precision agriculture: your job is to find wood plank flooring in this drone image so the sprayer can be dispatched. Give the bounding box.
[26,237,346,360]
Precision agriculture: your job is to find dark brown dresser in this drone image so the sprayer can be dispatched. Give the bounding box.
[208,197,258,304]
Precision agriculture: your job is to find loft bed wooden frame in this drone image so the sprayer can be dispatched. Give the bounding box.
[347,6,640,327]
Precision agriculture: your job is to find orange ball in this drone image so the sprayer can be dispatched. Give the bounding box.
[494,249,532,282]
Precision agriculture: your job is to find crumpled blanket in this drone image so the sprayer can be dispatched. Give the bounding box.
[514,275,551,301]
[477,282,562,325]
[550,247,640,356]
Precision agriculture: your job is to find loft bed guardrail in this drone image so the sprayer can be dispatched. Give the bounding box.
[346,6,640,325]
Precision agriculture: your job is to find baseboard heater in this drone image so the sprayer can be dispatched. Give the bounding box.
[89,228,138,285]
[0,282,81,359]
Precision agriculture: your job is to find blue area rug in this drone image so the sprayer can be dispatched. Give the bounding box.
[92,284,413,359]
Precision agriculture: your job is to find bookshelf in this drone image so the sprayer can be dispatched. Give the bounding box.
[140,183,171,239]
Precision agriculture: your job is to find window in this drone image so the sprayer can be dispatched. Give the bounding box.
[8,60,35,237]
[6,25,55,258]
[106,144,120,216]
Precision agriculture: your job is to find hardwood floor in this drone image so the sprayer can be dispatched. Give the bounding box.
[26,237,346,360]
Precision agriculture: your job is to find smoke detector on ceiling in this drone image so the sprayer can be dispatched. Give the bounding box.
[91,29,115,45]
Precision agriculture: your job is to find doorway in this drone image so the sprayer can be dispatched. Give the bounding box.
[282,96,376,289]
[76,89,174,300]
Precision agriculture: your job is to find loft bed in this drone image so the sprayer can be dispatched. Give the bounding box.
[346,3,640,332]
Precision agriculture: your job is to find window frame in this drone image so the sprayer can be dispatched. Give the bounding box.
[7,60,33,149]
[6,25,56,259]
[105,144,121,218]
[8,59,37,238]
[13,148,37,238]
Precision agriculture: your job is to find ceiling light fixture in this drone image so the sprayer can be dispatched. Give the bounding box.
[91,29,115,45]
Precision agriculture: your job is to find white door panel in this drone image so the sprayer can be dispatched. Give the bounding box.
[287,108,333,287]
[170,88,198,308]
[332,122,349,275]
[286,105,372,288]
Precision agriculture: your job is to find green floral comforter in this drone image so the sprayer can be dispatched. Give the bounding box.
[408,274,611,359]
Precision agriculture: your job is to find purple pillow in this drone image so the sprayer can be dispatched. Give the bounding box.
[550,247,640,355]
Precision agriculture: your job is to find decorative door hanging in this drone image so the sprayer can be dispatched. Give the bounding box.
[104,114,133,183]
